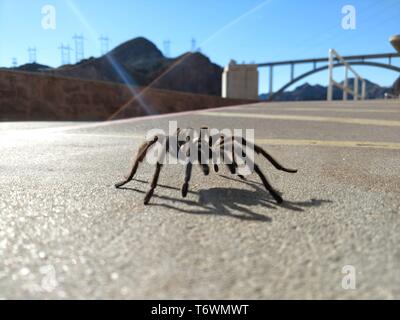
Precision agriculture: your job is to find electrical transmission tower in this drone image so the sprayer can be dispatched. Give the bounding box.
[12,57,18,68]
[28,47,37,63]
[99,36,110,55]
[73,34,85,62]
[58,44,72,65]
[191,38,197,52]
[163,40,171,57]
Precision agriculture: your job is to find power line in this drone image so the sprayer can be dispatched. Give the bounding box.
[163,40,171,57]
[191,38,197,52]
[58,44,73,65]
[99,36,110,55]
[73,34,85,62]
[12,57,18,68]
[27,47,37,63]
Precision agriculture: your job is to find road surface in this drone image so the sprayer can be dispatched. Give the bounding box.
[1,99,399,299]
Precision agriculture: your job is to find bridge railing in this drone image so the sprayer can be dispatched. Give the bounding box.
[327,49,366,101]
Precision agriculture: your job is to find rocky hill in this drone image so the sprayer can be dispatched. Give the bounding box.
[9,62,52,72]
[260,78,398,101]
[12,37,223,96]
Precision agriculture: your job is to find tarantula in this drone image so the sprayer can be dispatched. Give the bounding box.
[115,127,297,205]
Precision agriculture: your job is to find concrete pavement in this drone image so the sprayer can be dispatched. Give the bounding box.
[0,99,399,299]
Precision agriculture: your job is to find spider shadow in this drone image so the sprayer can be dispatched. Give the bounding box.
[118,176,331,223]
[217,174,332,212]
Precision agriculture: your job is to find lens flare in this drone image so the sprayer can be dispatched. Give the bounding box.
[64,0,154,117]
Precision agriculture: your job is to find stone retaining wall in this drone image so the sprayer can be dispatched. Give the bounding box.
[0,70,252,121]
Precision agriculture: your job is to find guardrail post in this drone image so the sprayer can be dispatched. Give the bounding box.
[269,66,274,97]
[343,66,348,101]
[361,80,366,100]
[290,63,294,81]
[327,49,334,101]
[327,49,368,102]
[354,77,359,101]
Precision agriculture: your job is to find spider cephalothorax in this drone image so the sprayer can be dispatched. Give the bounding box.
[115,127,297,205]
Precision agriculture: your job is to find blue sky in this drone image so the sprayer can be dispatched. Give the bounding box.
[0,0,399,93]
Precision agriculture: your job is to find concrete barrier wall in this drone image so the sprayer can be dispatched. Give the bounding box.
[0,70,252,121]
[222,63,259,100]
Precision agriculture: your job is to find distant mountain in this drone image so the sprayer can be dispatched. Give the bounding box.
[11,62,52,72]
[260,78,397,101]
[12,37,223,96]
[51,37,167,85]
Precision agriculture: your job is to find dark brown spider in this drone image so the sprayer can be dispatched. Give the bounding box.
[115,127,297,205]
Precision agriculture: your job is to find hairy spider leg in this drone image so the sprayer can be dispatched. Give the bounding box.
[181,158,193,198]
[180,138,209,198]
[253,164,283,204]
[223,138,284,204]
[197,129,211,176]
[197,144,210,175]
[144,162,163,205]
[204,128,222,173]
[217,136,245,179]
[143,138,169,205]
[234,136,297,173]
[230,136,246,179]
[115,136,159,188]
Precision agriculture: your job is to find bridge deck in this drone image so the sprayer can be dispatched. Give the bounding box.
[257,52,400,67]
[0,99,399,299]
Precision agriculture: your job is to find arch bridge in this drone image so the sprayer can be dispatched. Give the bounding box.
[257,52,400,101]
